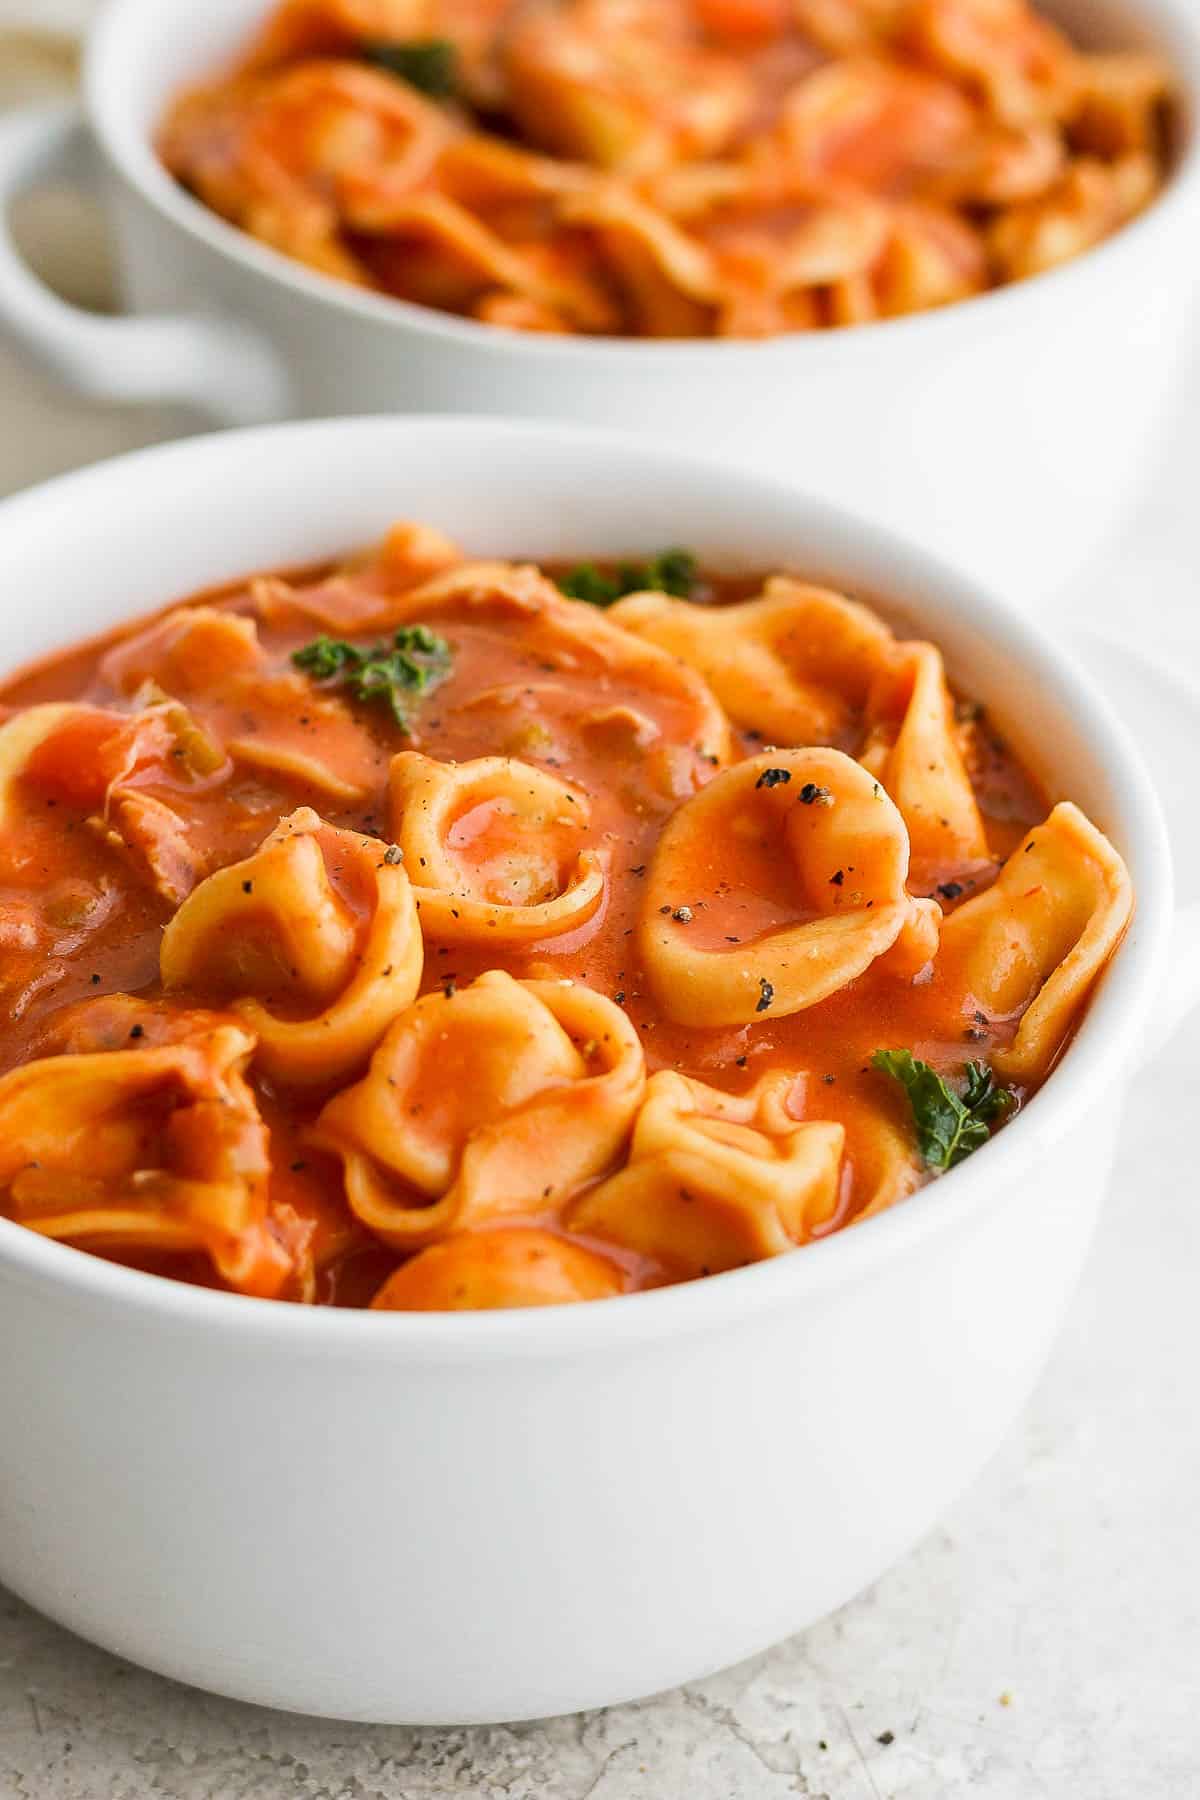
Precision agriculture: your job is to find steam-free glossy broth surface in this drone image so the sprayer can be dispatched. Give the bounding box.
[0,533,1130,1308]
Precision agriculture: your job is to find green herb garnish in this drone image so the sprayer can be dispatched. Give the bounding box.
[558,563,622,607]
[630,548,697,598]
[559,547,698,607]
[872,1050,1014,1172]
[362,38,458,98]
[292,624,451,731]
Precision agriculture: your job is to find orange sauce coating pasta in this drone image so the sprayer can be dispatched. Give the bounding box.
[158,0,1174,338]
[0,536,1131,1308]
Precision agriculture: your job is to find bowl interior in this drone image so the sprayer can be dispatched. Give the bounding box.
[0,415,1160,870]
[89,0,1200,284]
[0,416,1173,1334]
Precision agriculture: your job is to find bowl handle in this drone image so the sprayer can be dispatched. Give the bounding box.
[1069,627,1200,1043]
[0,102,290,424]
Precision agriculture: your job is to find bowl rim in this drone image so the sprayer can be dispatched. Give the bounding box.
[84,0,1200,366]
[0,414,1174,1354]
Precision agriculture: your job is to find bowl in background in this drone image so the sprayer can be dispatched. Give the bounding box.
[0,0,1196,601]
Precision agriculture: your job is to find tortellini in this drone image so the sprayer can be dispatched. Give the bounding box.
[841,1099,925,1225]
[503,0,752,174]
[859,639,988,872]
[0,522,1140,1311]
[389,751,607,944]
[612,584,987,875]
[99,606,263,696]
[610,577,894,746]
[0,700,222,906]
[640,748,941,1027]
[99,605,382,802]
[939,801,1134,1082]
[311,971,645,1248]
[161,0,1169,339]
[371,1226,626,1310]
[569,1071,846,1276]
[0,1008,292,1297]
[0,703,88,828]
[385,559,734,767]
[161,807,423,1084]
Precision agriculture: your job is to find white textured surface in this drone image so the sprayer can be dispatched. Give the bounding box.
[0,29,1198,1800]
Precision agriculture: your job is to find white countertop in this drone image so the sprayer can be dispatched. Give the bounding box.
[1,30,1198,1800]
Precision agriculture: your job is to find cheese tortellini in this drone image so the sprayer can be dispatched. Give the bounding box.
[371,1226,627,1310]
[312,972,645,1248]
[0,1005,291,1297]
[639,747,941,1027]
[569,1071,845,1276]
[859,639,988,873]
[389,751,607,944]
[160,0,1171,339]
[939,802,1134,1082]
[610,578,894,747]
[161,807,423,1083]
[0,523,1136,1310]
[612,580,989,876]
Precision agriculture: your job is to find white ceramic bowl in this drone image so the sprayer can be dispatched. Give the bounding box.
[0,416,1195,1725]
[0,0,1198,602]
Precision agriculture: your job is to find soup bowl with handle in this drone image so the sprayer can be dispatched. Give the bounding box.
[0,0,1198,602]
[0,415,1196,1725]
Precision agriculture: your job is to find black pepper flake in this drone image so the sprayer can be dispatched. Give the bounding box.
[756,978,774,1013]
[659,904,673,915]
[383,844,404,864]
[735,1055,748,1068]
[242,880,253,895]
[937,881,964,900]
[829,869,845,886]
[629,864,646,876]
[442,978,457,998]
[290,1160,307,1173]
[823,1073,835,1085]
[614,992,626,1005]
[755,767,791,790]
[1026,839,1037,852]
[128,1025,144,1040]
[798,782,833,806]
[673,906,694,923]
[90,974,100,985]
[876,1731,895,1747]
